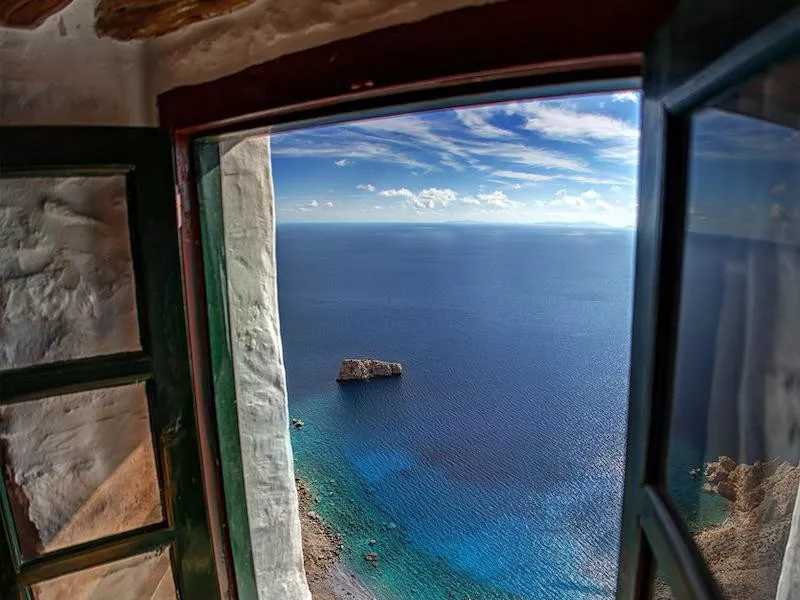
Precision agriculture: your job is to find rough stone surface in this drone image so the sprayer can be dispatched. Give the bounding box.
[95,0,255,41]
[657,458,800,600]
[220,137,311,600]
[0,175,167,596]
[0,176,140,369]
[337,359,403,382]
[0,0,74,28]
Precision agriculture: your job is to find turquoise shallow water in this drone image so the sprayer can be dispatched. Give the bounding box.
[279,224,635,598]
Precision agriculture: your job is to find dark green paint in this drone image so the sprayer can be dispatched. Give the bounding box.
[0,353,152,405]
[195,141,260,600]
[0,127,221,598]
[19,525,175,585]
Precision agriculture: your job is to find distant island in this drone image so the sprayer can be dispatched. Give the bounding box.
[337,359,403,382]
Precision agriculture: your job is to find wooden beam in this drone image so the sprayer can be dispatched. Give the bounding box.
[95,0,255,41]
[158,0,676,131]
[0,0,72,28]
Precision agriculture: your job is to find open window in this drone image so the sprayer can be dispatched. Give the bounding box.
[0,128,222,600]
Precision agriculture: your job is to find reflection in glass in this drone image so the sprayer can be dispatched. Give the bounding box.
[0,383,163,557]
[652,566,672,599]
[31,547,176,600]
[667,55,800,599]
[0,176,140,370]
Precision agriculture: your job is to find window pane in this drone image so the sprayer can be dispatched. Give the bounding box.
[0,176,141,370]
[0,383,163,557]
[667,54,800,598]
[652,566,672,599]
[31,547,176,600]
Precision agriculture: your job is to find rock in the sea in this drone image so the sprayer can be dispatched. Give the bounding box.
[337,359,403,382]
[364,552,379,564]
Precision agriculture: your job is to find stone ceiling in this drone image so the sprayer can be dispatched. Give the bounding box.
[0,0,258,38]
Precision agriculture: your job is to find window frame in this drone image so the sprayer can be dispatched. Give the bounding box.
[617,4,800,600]
[0,127,222,600]
[159,4,800,599]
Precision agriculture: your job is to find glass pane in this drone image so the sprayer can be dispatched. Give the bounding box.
[0,383,163,557]
[0,176,141,370]
[652,566,672,599]
[667,53,800,598]
[31,547,177,600]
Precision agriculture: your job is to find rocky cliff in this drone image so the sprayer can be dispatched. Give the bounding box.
[656,456,800,600]
[336,359,402,382]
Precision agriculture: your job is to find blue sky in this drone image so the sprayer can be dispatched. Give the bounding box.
[271,91,642,227]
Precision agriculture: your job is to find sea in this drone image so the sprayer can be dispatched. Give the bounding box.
[277,223,639,599]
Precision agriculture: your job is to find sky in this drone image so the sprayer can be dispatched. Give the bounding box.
[270,91,641,228]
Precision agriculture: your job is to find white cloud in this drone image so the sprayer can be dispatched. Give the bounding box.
[380,188,414,198]
[379,187,456,209]
[455,108,514,139]
[610,185,622,193]
[522,103,639,144]
[326,201,334,207]
[612,91,639,103]
[356,183,376,192]
[478,190,520,210]
[567,175,634,186]
[414,188,458,209]
[335,159,353,166]
[492,169,554,182]
[461,196,482,205]
[580,189,600,200]
[594,199,614,211]
[272,133,434,171]
[295,199,321,211]
[469,140,589,172]
[551,189,609,209]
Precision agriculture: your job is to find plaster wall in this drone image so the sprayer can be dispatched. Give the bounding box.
[219,137,311,600]
[0,0,151,126]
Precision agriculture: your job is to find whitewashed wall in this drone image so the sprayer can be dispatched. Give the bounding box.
[219,137,311,600]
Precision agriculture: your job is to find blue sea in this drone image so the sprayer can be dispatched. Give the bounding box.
[278,223,635,599]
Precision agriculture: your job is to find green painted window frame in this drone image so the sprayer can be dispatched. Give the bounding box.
[192,141,260,600]
[0,127,222,600]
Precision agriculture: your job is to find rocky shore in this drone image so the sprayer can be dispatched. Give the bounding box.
[656,456,800,600]
[336,359,402,382]
[296,477,376,600]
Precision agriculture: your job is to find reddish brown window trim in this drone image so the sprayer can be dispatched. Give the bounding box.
[158,0,675,136]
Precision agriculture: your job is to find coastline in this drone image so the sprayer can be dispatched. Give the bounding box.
[656,457,800,600]
[297,476,377,600]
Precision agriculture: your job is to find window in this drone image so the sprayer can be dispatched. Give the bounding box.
[201,92,640,599]
[0,128,221,600]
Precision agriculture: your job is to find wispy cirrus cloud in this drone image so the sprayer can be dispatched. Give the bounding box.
[520,103,639,144]
[455,107,514,139]
[492,169,555,182]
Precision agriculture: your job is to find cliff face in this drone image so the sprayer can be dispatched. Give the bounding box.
[336,359,402,382]
[696,457,800,599]
[657,457,800,600]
